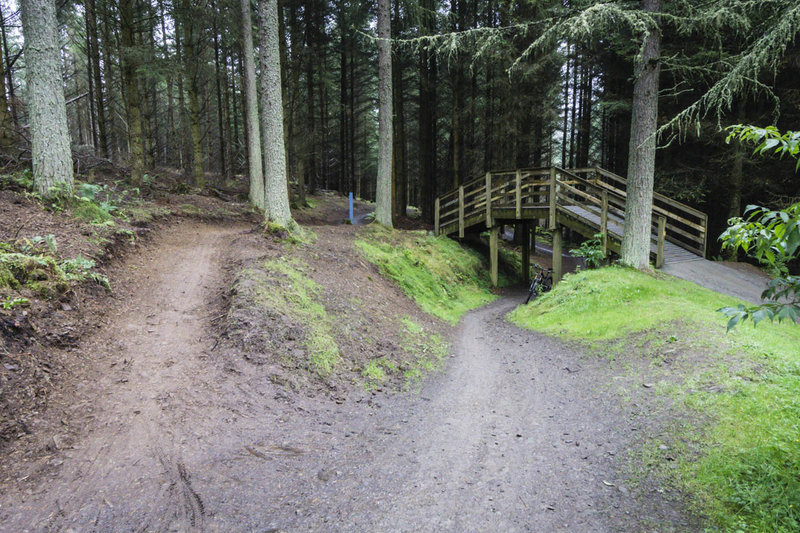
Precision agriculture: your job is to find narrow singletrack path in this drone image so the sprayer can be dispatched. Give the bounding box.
[0,223,692,531]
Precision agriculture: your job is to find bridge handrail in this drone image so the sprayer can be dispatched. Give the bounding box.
[435,165,706,264]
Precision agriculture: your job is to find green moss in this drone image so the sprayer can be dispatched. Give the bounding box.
[1,247,109,299]
[72,200,114,224]
[255,258,341,376]
[508,266,800,531]
[355,226,496,324]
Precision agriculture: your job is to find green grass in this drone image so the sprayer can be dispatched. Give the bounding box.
[258,257,341,376]
[355,225,497,324]
[399,317,449,386]
[508,266,800,531]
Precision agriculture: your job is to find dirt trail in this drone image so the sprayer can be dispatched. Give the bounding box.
[1,220,256,531]
[0,221,693,531]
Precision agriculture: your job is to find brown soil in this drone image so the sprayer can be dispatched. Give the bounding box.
[0,194,696,531]
[0,183,255,449]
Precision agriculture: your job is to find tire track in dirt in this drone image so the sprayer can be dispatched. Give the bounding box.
[0,220,253,531]
[0,219,696,532]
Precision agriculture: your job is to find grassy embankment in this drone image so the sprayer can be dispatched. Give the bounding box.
[355,225,505,324]
[509,266,800,532]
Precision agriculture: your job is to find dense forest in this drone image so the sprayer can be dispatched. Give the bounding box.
[3,0,800,255]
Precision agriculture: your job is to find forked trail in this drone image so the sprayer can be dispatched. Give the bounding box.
[0,221,692,531]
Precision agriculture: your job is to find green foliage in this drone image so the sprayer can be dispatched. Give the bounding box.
[355,226,496,324]
[73,199,115,224]
[1,297,28,310]
[719,125,800,329]
[726,125,800,171]
[569,233,606,268]
[0,169,34,191]
[508,266,800,531]
[0,242,109,298]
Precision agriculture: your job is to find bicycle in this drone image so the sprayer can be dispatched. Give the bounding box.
[525,264,553,304]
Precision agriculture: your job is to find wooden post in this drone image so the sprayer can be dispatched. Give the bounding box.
[701,214,708,258]
[490,225,499,287]
[434,197,440,236]
[552,224,563,285]
[458,185,465,238]
[515,169,522,218]
[485,172,492,228]
[521,222,530,286]
[656,215,666,268]
[600,190,609,257]
[548,167,557,229]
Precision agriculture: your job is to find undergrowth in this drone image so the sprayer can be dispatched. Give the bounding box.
[355,225,497,324]
[0,237,110,300]
[257,257,341,376]
[508,266,800,532]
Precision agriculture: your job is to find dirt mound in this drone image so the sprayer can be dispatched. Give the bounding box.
[220,217,450,395]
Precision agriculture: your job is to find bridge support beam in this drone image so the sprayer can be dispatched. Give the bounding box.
[519,223,530,285]
[490,225,499,287]
[552,224,563,285]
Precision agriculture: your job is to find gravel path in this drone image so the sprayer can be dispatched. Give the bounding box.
[0,222,693,531]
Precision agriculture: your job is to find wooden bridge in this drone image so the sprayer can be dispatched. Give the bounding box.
[434,167,709,286]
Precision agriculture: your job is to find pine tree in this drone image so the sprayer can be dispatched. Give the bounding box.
[258,0,293,226]
[620,0,661,269]
[375,0,393,227]
[241,0,265,209]
[20,0,74,197]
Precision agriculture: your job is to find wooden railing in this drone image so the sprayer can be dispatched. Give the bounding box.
[435,166,708,267]
[571,167,708,258]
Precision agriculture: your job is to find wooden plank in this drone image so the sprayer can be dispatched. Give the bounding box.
[490,225,499,287]
[515,169,522,218]
[601,191,609,256]
[552,224,563,285]
[434,197,440,235]
[521,223,530,285]
[458,186,465,239]
[486,172,492,227]
[657,216,666,268]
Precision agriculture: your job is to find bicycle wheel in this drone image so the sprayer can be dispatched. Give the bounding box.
[525,280,540,304]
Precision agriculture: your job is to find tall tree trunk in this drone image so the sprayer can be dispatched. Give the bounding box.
[561,45,570,168]
[120,0,145,184]
[20,0,74,196]
[0,37,14,153]
[391,0,406,220]
[85,0,107,158]
[620,0,661,269]
[0,3,18,128]
[375,0,393,227]
[257,0,293,226]
[212,0,227,179]
[242,0,264,208]
[419,0,437,223]
[182,2,205,184]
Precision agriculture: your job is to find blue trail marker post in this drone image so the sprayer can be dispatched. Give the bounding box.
[349,192,354,224]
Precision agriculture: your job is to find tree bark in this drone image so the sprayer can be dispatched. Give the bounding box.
[257,0,293,226]
[375,0,393,227]
[418,0,437,223]
[20,0,74,197]
[242,0,265,208]
[120,0,146,185]
[182,2,205,184]
[620,0,661,269]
